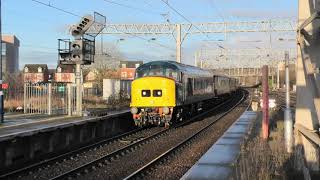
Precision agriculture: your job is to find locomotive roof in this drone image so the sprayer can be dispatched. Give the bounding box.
[137,60,213,76]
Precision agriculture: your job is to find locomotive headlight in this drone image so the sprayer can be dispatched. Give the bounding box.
[153,90,162,97]
[163,107,170,114]
[141,90,151,97]
[130,107,138,114]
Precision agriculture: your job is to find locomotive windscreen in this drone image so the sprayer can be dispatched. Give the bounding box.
[135,64,180,81]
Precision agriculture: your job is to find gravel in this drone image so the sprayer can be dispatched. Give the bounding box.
[78,90,248,180]
[15,127,164,180]
[16,90,250,180]
[145,91,251,179]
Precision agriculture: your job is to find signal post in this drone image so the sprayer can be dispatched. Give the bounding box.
[58,13,105,116]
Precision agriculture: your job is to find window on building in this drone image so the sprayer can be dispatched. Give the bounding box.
[121,71,127,78]
[24,67,29,73]
[121,64,126,68]
[1,43,6,56]
[57,67,62,73]
[38,67,42,73]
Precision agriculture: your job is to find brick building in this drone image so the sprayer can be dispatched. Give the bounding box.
[55,64,75,83]
[23,64,49,83]
[119,60,143,80]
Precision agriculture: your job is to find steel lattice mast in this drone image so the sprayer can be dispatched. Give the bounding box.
[100,19,296,63]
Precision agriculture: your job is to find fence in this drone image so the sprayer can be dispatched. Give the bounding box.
[3,73,24,112]
[24,83,77,115]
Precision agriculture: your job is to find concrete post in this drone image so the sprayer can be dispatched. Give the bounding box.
[176,24,181,63]
[284,51,293,153]
[277,62,280,89]
[262,65,269,140]
[67,83,72,116]
[24,83,27,114]
[76,63,82,116]
[48,83,52,115]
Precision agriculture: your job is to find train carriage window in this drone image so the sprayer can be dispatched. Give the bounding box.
[197,79,201,90]
[187,78,193,96]
[202,80,205,89]
[194,79,198,90]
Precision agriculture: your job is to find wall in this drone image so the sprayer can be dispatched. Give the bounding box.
[103,79,120,100]
[103,79,132,100]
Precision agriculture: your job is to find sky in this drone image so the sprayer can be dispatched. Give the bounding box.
[2,0,298,69]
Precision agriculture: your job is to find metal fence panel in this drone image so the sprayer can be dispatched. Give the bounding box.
[23,83,77,115]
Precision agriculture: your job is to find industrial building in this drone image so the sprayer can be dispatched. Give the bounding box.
[1,35,20,74]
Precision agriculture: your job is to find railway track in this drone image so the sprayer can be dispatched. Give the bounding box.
[47,90,247,180]
[124,90,249,179]
[5,90,247,180]
[272,91,296,110]
[1,126,149,179]
[47,92,238,180]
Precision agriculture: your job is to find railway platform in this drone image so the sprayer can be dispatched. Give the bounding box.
[0,108,132,174]
[0,108,130,139]
[182,111,258,179]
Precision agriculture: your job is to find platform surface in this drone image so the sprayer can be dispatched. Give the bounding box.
[0,108,129,141]
[181,111,257,180]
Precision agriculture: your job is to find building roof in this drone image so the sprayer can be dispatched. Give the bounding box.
[24,64,48,73]
[56,64,75,73]
[2,35,20,46]
[120,60,143,68]
[48,69,56,75]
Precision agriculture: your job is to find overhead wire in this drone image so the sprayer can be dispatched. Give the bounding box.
[29,0,175,52]
[30,0,81,17]
[159,0,223,49]
[209,0,226,22]
[102,0,161,15]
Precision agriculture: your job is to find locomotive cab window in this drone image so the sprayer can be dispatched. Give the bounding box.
[135,63,181,81]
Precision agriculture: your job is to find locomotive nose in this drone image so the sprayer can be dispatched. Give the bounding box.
[130,76,176,107]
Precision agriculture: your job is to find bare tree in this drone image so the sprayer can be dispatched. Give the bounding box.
[88,41,126,70]
[84,41,125,93]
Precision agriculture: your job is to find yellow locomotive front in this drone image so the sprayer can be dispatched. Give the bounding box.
[130,76,176,126]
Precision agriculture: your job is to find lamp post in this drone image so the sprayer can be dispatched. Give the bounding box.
[284,50,293,153]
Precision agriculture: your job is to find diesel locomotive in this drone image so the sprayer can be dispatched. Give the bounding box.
[130,61,239,127]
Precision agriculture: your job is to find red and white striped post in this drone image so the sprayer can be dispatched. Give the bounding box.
[262,65,269,139]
